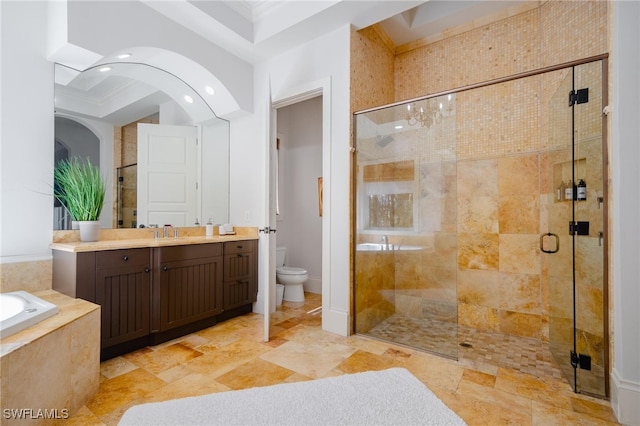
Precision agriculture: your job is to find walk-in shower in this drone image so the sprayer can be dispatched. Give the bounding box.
[353,56,608,398]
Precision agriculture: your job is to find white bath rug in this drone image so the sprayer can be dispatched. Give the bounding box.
[119,367,466,425]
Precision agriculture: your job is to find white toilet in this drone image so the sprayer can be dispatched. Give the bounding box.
[276,246,307,302]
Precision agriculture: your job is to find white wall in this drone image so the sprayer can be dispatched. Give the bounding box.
[276,96,323,293]
[54,117,100,167]
[60,1,252,117]
[236,25,351,334]
[611,2,640,424]
[201,120,230,226]
[0,0,248,263]
[1,1,55,261]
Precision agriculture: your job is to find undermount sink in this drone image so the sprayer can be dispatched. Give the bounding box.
[356,243,425,252]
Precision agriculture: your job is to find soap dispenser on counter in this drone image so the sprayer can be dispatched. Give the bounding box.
[206,218,214,236]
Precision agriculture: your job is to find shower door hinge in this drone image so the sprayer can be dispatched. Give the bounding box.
[570,351,592,370]
[569,88,589,106]
[569,221,589,236]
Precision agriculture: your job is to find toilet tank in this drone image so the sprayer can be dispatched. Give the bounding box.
[276,246,286,267]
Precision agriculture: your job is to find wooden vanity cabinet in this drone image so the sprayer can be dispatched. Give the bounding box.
[154,244,223,332]
[52,248,153,349]
[52,239,257,359]
[95,248,152,348]
[223,240,258,310]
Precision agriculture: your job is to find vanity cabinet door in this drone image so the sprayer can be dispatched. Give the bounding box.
[95,248,152,348]
[223,240,257,309]
[155,244,223,332]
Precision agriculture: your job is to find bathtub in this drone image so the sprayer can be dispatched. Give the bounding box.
[0,291,59,339]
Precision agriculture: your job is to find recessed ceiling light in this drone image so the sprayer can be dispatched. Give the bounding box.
[205,86,215,95]
[184,95,194,104]
[394,125,403,129]
[99,66,111,72]
[116,53,131,59]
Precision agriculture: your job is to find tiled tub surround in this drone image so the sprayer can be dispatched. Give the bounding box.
[0,290,100,424]
[0,260,52,294]
[0,291,59,338]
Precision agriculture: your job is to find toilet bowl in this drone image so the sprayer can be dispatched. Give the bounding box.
[276,247,307,302]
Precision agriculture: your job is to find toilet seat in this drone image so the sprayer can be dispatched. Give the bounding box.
[276,266,308,275]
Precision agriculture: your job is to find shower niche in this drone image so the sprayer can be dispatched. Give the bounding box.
[553,158,587,202]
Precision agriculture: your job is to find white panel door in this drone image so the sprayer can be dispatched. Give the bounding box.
[137,123,198,228]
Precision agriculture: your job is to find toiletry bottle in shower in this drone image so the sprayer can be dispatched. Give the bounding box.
[557,181,565,201]
[577,179,587,200]
[565,179,573,201]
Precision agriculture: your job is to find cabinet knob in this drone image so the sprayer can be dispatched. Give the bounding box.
[123,256,129,261]
[237,253,243,257]
[163,266,168,272]
[236,245,243,249]
[144,267,150,273]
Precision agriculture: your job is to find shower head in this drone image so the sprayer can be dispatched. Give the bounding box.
[376,135,394,147]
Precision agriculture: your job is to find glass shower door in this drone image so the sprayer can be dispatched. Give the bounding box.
[546,60,607,397]
[117,164,137,228]
[353,94,458,359]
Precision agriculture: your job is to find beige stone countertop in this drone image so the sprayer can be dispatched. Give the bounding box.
[50,227,259,253]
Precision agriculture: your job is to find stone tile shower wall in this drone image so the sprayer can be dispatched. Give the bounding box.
[350,25,395,114]
[351,1,608,348]
[111,114,159,228]
[399,2,606,342]
[351,25,396,332]
[394,2,608,101]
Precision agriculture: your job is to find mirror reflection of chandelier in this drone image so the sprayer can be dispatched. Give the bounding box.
[405,100,441,128]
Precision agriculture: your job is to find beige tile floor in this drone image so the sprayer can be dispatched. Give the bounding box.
[67,293,619,425]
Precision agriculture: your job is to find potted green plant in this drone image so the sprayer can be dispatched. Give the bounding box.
[54,157,106,242]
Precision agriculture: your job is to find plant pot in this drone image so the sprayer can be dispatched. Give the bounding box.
[78,221,100,242]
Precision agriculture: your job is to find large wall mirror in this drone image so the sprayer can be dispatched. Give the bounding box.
[54,62,230,230]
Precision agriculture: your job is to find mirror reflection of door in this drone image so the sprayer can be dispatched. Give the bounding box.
[54,62,231,230]
[137,123,198,228]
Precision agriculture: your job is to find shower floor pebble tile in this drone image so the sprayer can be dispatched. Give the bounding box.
[366,312,567,382]
[68,293,619,425]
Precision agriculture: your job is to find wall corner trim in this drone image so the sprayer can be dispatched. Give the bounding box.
[610,368,640,425]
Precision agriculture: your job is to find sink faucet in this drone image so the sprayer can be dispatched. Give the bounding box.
[381,235,389,250]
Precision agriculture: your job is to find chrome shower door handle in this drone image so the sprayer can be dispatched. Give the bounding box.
[540,232,559,253]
